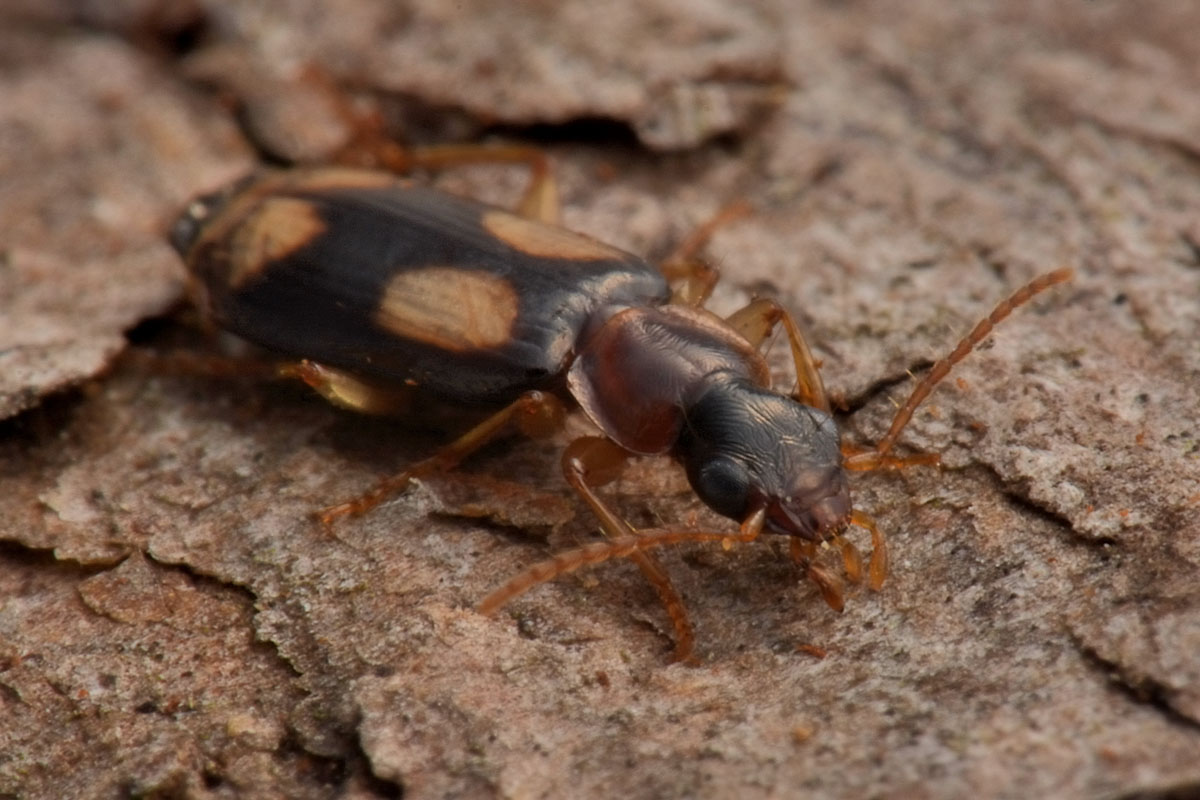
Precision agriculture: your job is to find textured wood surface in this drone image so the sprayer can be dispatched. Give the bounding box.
[2,2,1198,798]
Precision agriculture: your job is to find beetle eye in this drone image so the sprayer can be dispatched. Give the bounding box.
[694,457,751,519]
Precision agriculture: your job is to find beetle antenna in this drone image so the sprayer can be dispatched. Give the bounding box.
[870,268,1073,460]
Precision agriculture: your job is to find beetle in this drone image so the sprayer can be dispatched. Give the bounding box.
[170,161,1071,662]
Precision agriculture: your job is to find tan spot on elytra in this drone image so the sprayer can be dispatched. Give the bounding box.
[483,209,626,261]
[228,197,326,287]
[375,267,519,351]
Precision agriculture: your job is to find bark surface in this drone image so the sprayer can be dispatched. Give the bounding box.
[2,2,1198,798]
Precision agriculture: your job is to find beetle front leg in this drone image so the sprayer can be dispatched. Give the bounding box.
[317,389,566,525]
[560,437,697,664]
[724,299,831,413]
[480,508,768,663]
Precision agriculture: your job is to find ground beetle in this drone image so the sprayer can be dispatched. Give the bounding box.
[170,154,1071,662]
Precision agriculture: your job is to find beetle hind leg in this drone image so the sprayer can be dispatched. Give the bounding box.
[331,110,560,224]
[312,71,563,226]
[394,144,561,225]
[280,360,416,416]
[120,347,283,382]
[317,389,566,526]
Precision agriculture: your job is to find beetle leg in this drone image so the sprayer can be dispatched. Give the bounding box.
[725,299,830,413]
[124,350,420,418]
[560,437,696,664]
[297,67,562,224]
[399,144,560,225]
[360,141,560,224]
[336,129,560,225]
[480,508,768,662]
[660,200,751,306]
[317,389,566,525]
[660,258,720,307]
[280,360,415,415]
[129,351,418,416]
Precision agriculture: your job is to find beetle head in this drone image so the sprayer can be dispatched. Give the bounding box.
[678,372,850,542]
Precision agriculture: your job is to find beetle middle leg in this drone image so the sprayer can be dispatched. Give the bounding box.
[560,437,696,663]
[317,389,566,525]
[659,200,751,306]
